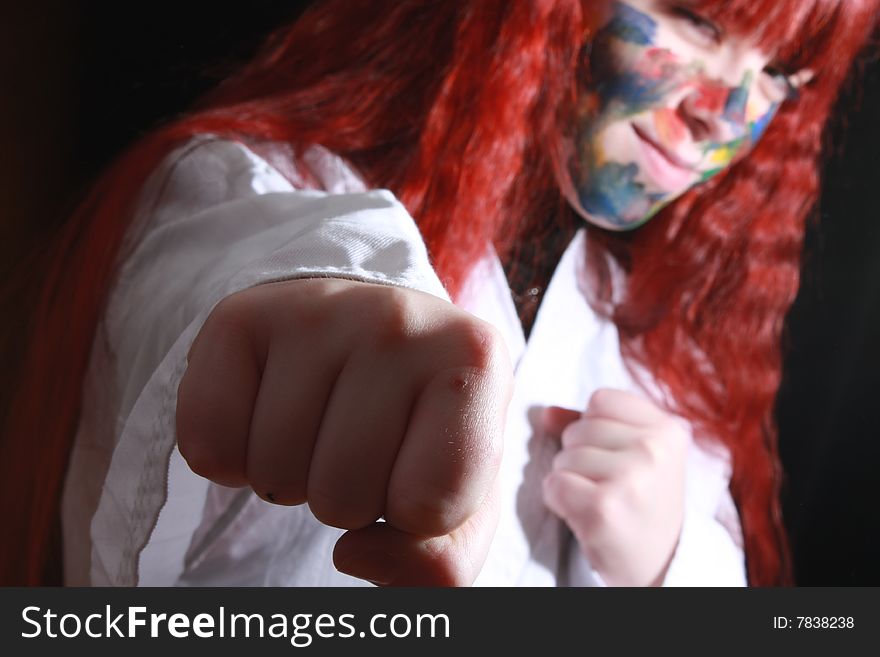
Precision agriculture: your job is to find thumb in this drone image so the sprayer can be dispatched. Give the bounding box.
[542,405,582,437]
[333,477,501,587]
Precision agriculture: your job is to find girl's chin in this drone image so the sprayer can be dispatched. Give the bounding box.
[576,206,657,232]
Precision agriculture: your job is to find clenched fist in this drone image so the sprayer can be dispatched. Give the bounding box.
[542,388,688,587]
[177,278,513,585]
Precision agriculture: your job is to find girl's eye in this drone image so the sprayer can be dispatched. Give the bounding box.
[760,66,800,103]
[669,5,723,46]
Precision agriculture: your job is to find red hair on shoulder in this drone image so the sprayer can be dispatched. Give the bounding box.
[1,0,877,585]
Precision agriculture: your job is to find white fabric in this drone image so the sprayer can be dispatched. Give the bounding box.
[61,136,745,587]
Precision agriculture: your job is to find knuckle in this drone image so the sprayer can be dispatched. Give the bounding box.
[560,421,586,449]
[176,388,248,487]
[444,319,512,396]
[372,286,421,349]
[552,448,573,473]
[246,278,349,338]
[279,280,339,333]
[450,317,504,369]
[248,471,308,507]
[204,288,259,342]
[307,482,380,530]
[386,478,465,536]
[587,388,616,413]
[176,434,233,483]
[175,434,208,474]
[176,384,226,481]
[190,289,264,369]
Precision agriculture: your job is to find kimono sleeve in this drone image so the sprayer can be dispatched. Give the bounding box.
[87,138,448,585]
[660,438,747,586]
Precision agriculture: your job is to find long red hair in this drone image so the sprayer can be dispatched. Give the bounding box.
[2,0,877,585]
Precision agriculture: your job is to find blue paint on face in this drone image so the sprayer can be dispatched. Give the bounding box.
[722,72,752,128]
[722,88,748,125]
[607,2,658,46]
[601,69,676,109]
[750,103,778,142]
[578,161,665,227]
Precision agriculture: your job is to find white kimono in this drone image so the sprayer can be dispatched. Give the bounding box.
[61,136,746,587]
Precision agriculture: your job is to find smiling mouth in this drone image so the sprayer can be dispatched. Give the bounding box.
[632,124,695,171]
[631,124,696,191]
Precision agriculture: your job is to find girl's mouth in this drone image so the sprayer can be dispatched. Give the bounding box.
[632,124,696,191]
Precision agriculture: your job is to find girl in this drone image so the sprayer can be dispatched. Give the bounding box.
[2,0,877,586]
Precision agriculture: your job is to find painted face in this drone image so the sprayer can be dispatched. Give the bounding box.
[569,0,805,230]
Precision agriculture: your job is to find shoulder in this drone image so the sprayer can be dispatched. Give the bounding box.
[134,135,369,227]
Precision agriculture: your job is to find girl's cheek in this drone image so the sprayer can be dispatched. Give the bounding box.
[702,102,779,175]
[599,48,691,113]
[747,101,779,143]
[721,71,753,125]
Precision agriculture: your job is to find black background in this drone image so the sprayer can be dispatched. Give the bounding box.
[1,2,878,585]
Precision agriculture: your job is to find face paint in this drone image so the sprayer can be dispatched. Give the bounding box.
[568,0,791,231]
[579,162,666,228]
[749,100,779,143]
[700,74,781,178]
[722,71,752,125]
[607,2,656,44]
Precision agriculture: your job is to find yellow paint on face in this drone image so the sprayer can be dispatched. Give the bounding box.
[745,97,764,125]
[707,142,738,167]
[592,138,610,168]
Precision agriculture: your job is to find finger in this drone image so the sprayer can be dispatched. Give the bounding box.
[542,469,600,529]
[560,416,642,450]
[177,301,263,488]
[333,474,501,586]
[543,406,582,436]
[585,388,671,427]
[552,445,630,481]
[384,320,510,537]
[385,359,507,537]
[307,347,418,529]
[246,337,344,505]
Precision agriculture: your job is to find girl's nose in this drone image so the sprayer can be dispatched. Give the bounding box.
[676,79,748,143]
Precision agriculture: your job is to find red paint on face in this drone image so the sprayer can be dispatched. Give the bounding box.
[691,82,729,113]
[654,107,688,145]
[635,47,681,80]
